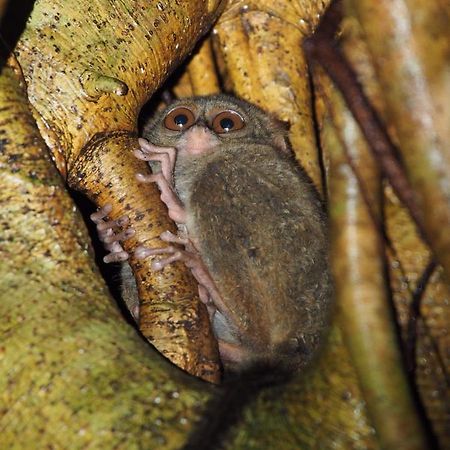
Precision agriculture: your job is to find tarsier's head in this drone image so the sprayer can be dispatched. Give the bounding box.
[142,94,289,156]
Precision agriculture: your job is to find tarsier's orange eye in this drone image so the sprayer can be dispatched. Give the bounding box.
[211,110,245,133]
[164,106,196,131]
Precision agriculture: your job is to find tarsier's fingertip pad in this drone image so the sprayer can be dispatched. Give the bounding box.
[138,137,149,147]
[90,203,112,222]
[151,261,164,271]
[134,246,150,259]
[133,149,147,160]
[160,230,175,240]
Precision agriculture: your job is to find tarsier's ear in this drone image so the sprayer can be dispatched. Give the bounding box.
[270,116,291,154]
[274,134,290,154]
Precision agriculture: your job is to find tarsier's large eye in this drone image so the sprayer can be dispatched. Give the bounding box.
[211,110,245,133]
[164,106,196,131]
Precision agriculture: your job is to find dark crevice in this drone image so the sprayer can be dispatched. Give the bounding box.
[0,0,36,67]
[306,60,328,205]
[184,367,292,450]
[68,187,137,326]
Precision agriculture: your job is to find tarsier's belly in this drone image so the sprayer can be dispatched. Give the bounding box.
[177,145,332,371]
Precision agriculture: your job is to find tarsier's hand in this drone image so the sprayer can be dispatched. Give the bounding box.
[134,138,176,183]
[134,139,186,223]
[90,204,135,263]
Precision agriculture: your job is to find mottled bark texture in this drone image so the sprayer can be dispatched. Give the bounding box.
[14,0,225,382]
[0,57,217,449]
[324,75,428,450]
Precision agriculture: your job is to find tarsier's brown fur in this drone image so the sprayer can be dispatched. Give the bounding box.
[95,95,332,373]
[137,95,333,371]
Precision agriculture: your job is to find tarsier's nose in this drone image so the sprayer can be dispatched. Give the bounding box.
[179,124,220,155]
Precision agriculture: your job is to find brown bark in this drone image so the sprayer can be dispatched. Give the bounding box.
[350,0,450,280]
[14,0,224,381]
[325,78,429,449]
[1,0,448,446]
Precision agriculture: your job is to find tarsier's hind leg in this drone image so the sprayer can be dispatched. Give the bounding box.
[136,230,244,364]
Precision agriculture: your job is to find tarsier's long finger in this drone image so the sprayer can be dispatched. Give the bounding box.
[152,251,184,271]
[104,250,129,264]
[160,230,189,246]
[96,215,129,232]
[135,172,158,184]
[103,228,135,244]
[105,241,125,254]
[134,145,176,181]
[188,259,235,326]
[198,284,214,307]
[134,244,186,271]
[136,152,173,182]
[138,138,176,170]
[90,203,113,224]
[134,244,177,260]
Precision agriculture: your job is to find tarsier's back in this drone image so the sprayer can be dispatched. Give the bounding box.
[179,143,332,370]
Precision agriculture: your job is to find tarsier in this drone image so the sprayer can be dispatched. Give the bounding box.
[91,95,332,373]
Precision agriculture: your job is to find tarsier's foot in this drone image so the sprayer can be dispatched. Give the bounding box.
[137,230,243,366]
[90,204,135,263]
